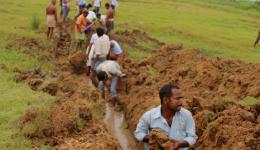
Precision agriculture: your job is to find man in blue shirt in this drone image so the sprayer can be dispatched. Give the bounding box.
[108,40,122,60]
[135,84,197,150]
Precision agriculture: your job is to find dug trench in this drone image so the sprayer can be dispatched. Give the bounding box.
[7,20,260,150]
[11,21,127,149]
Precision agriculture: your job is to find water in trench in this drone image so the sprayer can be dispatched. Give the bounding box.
[104,104,136,150]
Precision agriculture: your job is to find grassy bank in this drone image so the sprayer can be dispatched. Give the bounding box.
[116,0,260,62]
[0,48,54,149]
[1,0,259,61]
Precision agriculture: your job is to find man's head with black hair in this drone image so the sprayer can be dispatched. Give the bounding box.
[82,9,89,17]
[97,71,108,81]
[87,3,92,9]
[96,27,105,37]
[51,0,56,5]
[96,13,101,19]
[159,84,183,112]
[105,3,110,9]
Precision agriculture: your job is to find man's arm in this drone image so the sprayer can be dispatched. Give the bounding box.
[96,64,106,98]
[54,7,58,22]
[87,43,93,56]
[76,24,82,32]
[171,111,197,150]
[94,54,99,66]
[94,39,101,60]
[134,112,150,142]
[183,111,197,147]
[254,32,260,47]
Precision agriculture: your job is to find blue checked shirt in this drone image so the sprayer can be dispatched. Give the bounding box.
[135,106,197,150]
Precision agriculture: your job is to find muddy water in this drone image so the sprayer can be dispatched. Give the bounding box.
[104,104,136,150]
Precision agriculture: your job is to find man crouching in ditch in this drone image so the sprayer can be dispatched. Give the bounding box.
[96,60,126,106]
[135,84,197,150]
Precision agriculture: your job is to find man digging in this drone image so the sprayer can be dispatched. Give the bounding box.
[90,27,110,87]
[96,60,126,107]
[135,84,197,150]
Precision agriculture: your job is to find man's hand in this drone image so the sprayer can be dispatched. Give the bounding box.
[95,54,100,60]
[142,135,150,143]
[173,142,181,150]
[171,139,189,150]
[171,139,179,150]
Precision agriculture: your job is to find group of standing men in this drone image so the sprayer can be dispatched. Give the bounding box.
[74,0,116,50]
[46,0,116,40]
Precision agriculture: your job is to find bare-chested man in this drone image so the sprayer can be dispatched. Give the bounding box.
[46,0,58,39]
[254,30,260,48]
[105,3,114,34]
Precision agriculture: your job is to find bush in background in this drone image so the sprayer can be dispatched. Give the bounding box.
[31,14,40,30]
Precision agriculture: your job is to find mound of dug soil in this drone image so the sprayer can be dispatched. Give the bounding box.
[53,23,72,57]
[20,98,92,138]
[14,68,60,95]
[68,51,87,74]
[59,125,121,150]
[6,37,45,50]
[119,46,260,149]
[17,68,121,148]
[114,30,165,51]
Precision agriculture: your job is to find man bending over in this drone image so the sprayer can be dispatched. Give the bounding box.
[96,60,125,105]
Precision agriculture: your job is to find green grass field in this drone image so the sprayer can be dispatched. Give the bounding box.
[1,0,260,62]
[0,0,260,62]
[116,0,260,62]
[0,48,54,149]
